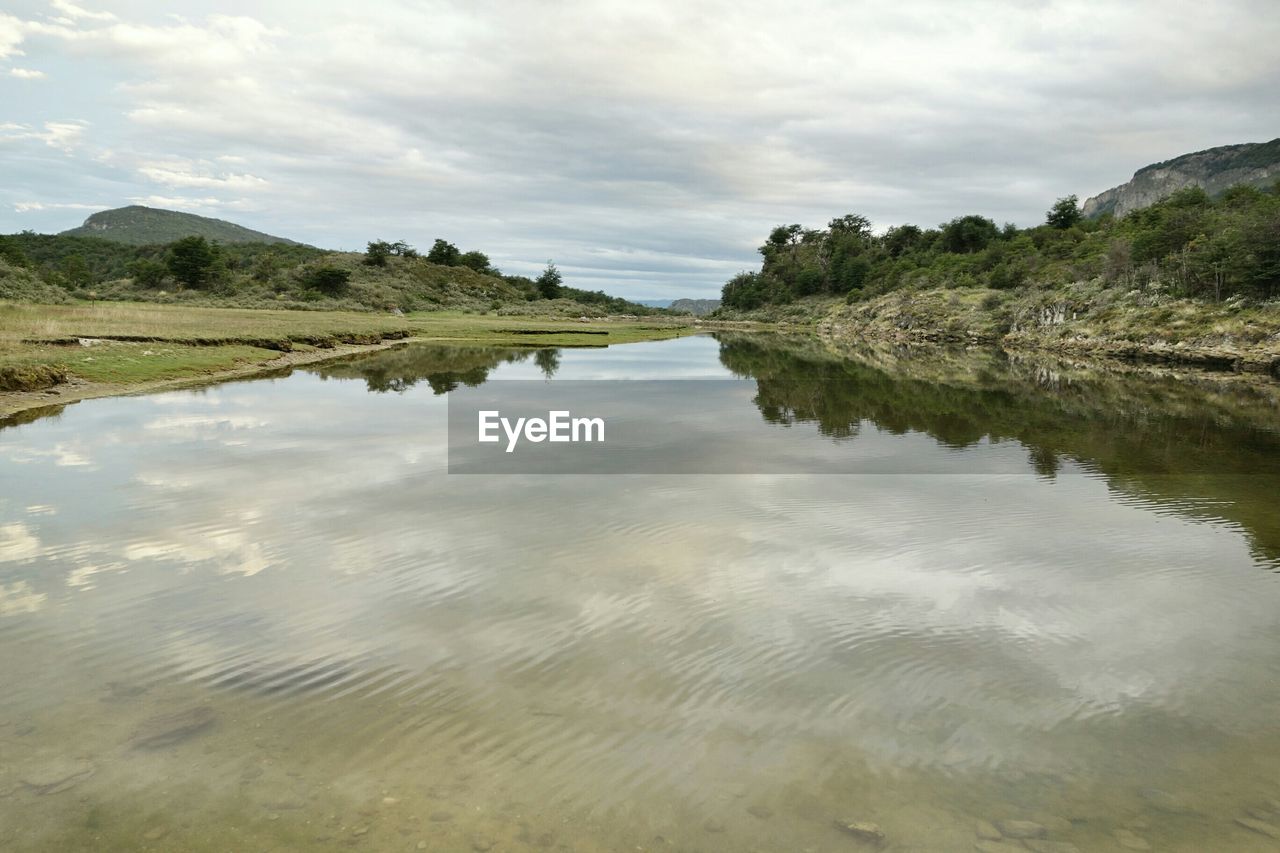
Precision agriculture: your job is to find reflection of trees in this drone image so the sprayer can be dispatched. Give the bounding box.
[313,346,541,394]
[534,348,560,379]
[717,333,1280,564]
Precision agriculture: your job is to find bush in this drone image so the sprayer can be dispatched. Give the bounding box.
[302,266,352,296]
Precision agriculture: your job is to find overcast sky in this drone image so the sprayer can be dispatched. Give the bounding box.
[1,0,1277,297]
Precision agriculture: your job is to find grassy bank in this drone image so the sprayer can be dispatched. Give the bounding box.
[0,301,694,417]
[712,282,1280,374]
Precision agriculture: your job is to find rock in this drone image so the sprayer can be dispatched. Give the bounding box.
[21,759,96,794]
[833,819,886,844]
[142,827,168,841]
[747,804,774,820]
[1113,828,1151,850]
[1030,813,1073,834]
[974,842,1025,852]
[417,843,427,850]
[994,819,1046,839]
[129,705,216,749]
[429,811,453,823]
[1024,841,1080,853]
[974,819,1002,840]
[1137,788,1192,814]
[471,837,495,852]
[704,818,726,833]
[1235,816,1280,839]
[1247,805,1279,821]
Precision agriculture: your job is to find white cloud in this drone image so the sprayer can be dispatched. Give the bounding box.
[0,119,87,153]
[137,161,268,190]
[48,0,116,22]
[14,200,102,212]
[8,67,45,79]
[0,13,26,60]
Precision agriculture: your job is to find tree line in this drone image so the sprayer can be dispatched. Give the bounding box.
[721,183,1280,310]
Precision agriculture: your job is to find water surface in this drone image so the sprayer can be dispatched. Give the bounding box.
[1,334,1279,851]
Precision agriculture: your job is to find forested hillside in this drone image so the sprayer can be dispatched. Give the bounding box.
[719,184,1280,313]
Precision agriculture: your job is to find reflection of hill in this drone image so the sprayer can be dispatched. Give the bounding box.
[717,334,1280,564]
[311,345,538,394]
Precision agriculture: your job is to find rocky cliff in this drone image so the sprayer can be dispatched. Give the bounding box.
[1082,138,1280,219]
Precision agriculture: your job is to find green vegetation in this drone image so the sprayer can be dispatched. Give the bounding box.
[58,205,298,245]
[719,183,1280,313]
[0,230,665,317]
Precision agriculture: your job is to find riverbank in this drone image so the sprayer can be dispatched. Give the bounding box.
[0,302,696,419]
[720,281,1280,376]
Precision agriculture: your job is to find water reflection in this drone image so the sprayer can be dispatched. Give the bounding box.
[0,335,1278,852]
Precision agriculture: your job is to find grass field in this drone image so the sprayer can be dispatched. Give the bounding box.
[0,301,696,406]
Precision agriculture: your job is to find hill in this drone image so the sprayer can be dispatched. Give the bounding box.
[668,298,720,316]
[1082,138,1280,218]
[60,205,299,246]
[0,230,668,317]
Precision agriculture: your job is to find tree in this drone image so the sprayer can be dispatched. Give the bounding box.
[426,239,461,266]
[302,266,352,296]
[459,250,491,273]
[61,253,92,287]
[390,240,418,258]
[1046,195,1082,230]
[535,262,562,299]
[828,213,873,237]
[0,235,30,268]
[251,251,283,282]
[940,215,1000,254]
[166,236,218,288]
[127,258,168,288]
[883,224,923,258]
[364,240,393,267]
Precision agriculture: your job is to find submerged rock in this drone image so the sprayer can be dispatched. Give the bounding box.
[975,819,1002,840]
[1024,841,1081,853]
[1113,828,1151,850]
[1138,788,1192,814]
[1235,816,1280,839]
[974,841,1025,852]
[994,819,1046,839]
[21,759,96,794]
[833,818,886,845]
[128,705,216,750]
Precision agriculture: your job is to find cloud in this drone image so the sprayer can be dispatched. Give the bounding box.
[0,119,88,153]
[48,0,116,22]
[14,200,102,212]
[136,161,268,190]
[8,67,45,78]
[1,0,1278,295]
[0,13,26,60]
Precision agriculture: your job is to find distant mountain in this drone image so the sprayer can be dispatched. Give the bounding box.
[60,205,299,246]
[668,298,720,316]
[633,299,674,308]
[1082,138,1280,219]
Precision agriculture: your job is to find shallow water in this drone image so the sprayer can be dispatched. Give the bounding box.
[1,334,1279,851]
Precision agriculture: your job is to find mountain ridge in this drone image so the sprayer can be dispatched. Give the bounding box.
[1083,138,1280,219]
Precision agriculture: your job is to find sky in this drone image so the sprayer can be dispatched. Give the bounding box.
[1,1,1277,298]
